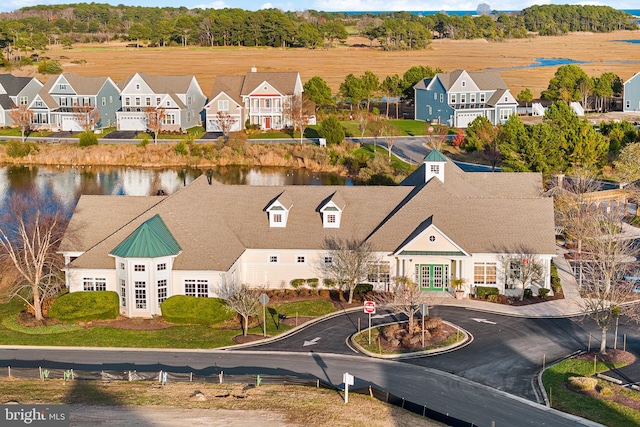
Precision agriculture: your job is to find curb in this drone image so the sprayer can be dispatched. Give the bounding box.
[348,320,473,360]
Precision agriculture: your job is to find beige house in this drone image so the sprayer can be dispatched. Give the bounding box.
[204,67,302,132]
[59,150,556,318]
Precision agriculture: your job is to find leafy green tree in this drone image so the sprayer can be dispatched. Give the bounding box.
[319,21,348,47]
[37,59,63,74]
[304,76,333,110]
[401,65,443,97]
[339,74,366,110]
[294,22,322,48]
[516,88,534,114]
[319,115,345,145]
[382,74,403,118]
[78,131,98,147]
[464,116,497,153]
[359,70,380,112]
[541,64,590,103]
[613,142,640,184]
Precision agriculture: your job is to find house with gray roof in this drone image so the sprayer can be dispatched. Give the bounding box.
[59,150,556,318]
[116,72,206,132]
[0,74,43,127]
[28,73,121,132]
[204,67,302,132]
[414,69,518,128]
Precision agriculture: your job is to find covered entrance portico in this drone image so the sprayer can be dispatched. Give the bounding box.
[395,253,468,293]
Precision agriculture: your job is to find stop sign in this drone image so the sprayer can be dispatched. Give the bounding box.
[428,126,434,134]
[363,300,376,314]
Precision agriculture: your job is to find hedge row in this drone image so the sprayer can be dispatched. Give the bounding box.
[49,291,119,321]
[160,295,234,325]
[475,286,499,299]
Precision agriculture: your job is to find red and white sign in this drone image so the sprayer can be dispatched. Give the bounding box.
[363,300,376,314]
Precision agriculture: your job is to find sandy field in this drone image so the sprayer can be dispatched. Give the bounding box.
[11,30,640,99]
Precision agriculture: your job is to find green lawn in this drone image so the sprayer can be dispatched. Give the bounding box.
[542,357,640,427]
[0,297,336,349]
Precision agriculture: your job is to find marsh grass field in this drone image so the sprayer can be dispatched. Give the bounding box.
[12,30,640,98]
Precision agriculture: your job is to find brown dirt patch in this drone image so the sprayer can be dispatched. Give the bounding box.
[575,350,637,365]
[16,311,62,327]
[12,30,640,102]
[78,316,175,330]
[233,334,267,344]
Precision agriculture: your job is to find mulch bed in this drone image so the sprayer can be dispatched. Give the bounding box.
[469,292,564,306]
[575,350,637,365]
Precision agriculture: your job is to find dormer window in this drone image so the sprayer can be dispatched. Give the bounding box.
[266,193,292,228]
[320,193,345,228]
[462,81,466,87]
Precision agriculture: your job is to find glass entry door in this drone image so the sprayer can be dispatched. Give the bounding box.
[415,264,449,290]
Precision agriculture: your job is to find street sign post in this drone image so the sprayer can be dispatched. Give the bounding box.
[343,372,354,404]
[364,301,376,344]
[259,293,269,337]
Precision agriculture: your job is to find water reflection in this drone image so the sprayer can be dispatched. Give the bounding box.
[0,165,351,212]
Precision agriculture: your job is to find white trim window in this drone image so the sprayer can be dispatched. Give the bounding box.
[269,255,279,263]
[500,109,510,121]
[473,262,497,285]
[134,264,145,272]
[185,279,209,298]
[135,281,147,309]
[297,256,306,263]
[164,114,176,125]
[480,93,486,103]
[120,279,126,307]
[158,279,168,305]
[83,277,107,291]
[324,256,333,265]
[218,100,229,111]
[157,263,167,271]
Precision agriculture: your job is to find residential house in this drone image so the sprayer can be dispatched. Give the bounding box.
[414,69,518,128]
[116,72,206,132]
[0,74,43,127]
[29,73,121,132]
[623,72,640,113]
[59,150,556,318]
[205,67,302,132]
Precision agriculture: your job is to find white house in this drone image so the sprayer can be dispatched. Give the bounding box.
[0,74,43,127]
[204,67,302,132]
[59,150,556,318]
[116,72,206,132]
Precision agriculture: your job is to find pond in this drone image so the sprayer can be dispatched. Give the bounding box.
[0,164,352,213]
[490,58,588,71]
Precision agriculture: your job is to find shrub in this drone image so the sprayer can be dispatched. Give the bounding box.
[538,288,550,298]
[568,376,598,391]
[290,278,305,291]
[49,291,119,321]
[597,385,614,396]
[37,59,63,74]
[319,115,345,145]
[550,261,562,293]
[524,288,533,299]
[475,286,499,299]
[307,278,319,289]
[323,278,336,288]
[78,131,98,147]
[174,141,188,156]
[354,283,373,294]
[487,294,499,303]
[6,140,38,158]
[160,295,233,325]
[138,136,149,147]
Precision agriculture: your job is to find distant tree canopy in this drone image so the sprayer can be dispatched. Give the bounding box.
[0,4,635,53]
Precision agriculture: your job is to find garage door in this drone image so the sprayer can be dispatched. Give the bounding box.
[206,115,242,133]
[61,116,84,132]
[117,115,147,131]
[456,112,483,128]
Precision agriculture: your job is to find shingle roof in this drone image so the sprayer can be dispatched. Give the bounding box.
[0,74,34,95]
[209,75,245,104]
[110,214,181,258]
[437,69,509,91]
[64,157,556,273]
[240,71,299,96]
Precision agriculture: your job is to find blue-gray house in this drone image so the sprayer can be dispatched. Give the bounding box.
[623,72,640,113]
[414,69,518,128]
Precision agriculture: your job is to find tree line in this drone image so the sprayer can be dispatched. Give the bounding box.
[0,3,636,57]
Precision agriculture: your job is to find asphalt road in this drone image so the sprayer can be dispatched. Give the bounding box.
[0,347,600,427]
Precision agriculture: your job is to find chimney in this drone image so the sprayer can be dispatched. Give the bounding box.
[251,66,257,73]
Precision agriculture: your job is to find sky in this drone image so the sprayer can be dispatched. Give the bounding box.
[1,0,638,15]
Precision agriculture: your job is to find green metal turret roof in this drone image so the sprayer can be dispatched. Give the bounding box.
[110,214,181,258]
[423,149,448,163]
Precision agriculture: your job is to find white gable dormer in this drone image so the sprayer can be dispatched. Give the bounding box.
[266,192,292,228]
[423,149,447,183]
[320,192,345,228]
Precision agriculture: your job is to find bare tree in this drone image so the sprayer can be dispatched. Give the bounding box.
[357,110,369,138]
[215,111,238,142]
[367,115,384,151]
[8,104,34,142]
[579,276,639,354]
[218,281,261,336]
[321,237,379,304]
[144,106,166,144]
[0,191,68,322]
[382,121,399,162]
[285,94,315,145]
[424,123,448,152]
[500,250,546,301]
[373,276,434,331]
[73,103,101,132]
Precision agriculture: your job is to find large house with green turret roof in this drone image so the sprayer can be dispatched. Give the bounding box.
[59,150,556,318]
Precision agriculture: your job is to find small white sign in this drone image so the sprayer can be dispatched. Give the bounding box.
[343,372,354,386]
